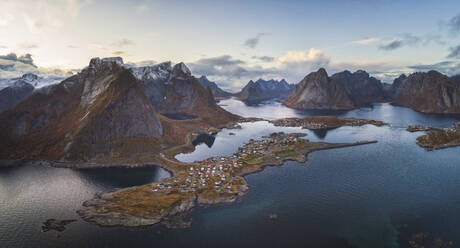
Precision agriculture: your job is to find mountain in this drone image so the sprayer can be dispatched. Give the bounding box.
[451,74,460,84]
[235,78,294,103]
[0,57,239,164]
[391,70,460,113]
[0,76,35,112]
[329,70,386,105]
[197,76,232,99]
[0,73,64,112]
[283,68,356,110]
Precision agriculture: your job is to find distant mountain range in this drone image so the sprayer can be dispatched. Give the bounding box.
[284,68,460,114]
[234,79,294,104]
[0,73,63,112]
[197,76,233,99]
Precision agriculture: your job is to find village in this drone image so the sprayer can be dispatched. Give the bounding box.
[148,132,307,199]
[78,131,378,228]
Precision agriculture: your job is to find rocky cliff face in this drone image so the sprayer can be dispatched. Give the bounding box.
[197,76,232,99]
[283,68,356,110]
[0,57,163,162]
[391,70,460,113]
[236,79,294,104]
[0,58,239,164]
[330,70,386,105]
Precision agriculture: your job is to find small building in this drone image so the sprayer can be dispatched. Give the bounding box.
[455,121,460,130]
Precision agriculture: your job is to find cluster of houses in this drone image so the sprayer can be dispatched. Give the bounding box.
[151,132,304,196]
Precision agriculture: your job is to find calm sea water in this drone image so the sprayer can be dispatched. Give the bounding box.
[1,99,459,248]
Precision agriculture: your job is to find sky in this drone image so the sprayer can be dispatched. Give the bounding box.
[1,0,460,91]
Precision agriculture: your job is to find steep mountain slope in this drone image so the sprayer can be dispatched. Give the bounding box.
[236,79,294,103]
[330,70,386,105]
[0,57,163,162]
[197,76,232,99]
[391,70,460,113]
[283,68,356,110]
[0,58,240,165]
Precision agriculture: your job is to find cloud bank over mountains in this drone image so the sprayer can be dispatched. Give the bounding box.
[0,53,77,79]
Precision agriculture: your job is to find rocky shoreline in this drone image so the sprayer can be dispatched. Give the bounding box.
[76,132,378,229]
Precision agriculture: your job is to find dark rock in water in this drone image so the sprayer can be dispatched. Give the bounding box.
[192,133,216,148]
[268,213,278,220]
[408,232,453,248]
[235,78,294,104]
[162,215,192,229]
[391,70,460,113]
[42,219,76,232]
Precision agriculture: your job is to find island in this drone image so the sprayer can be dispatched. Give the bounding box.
[269,116,386,130]
[416,128,460,150]
[77,132,377,228]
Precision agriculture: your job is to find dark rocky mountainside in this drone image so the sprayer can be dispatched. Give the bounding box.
[284,68,388,110]
[0,73,63,112]
[391,70,460,113]
[0,77,35,112]
[330,70,386,105]
[236,78,294,103]
[0,57,239,164]
[197,76,233,99]
[283,68,356,110]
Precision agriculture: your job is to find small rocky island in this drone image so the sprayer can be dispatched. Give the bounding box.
[416,128,460,150]
[78,132,377,228]
[270,116,386,130]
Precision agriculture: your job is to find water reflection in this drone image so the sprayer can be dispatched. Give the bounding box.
[192,133,217,148]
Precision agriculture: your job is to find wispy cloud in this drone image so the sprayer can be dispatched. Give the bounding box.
[352,37,380,45]
[244,33,267,49]
[252,56,275,62]
[113,38,135,47]
[112,51,125,56]
[447,13,460,35]
[447,45,460,59]
[18,42,39,49]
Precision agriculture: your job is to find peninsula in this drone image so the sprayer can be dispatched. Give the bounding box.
[77,132,377,228]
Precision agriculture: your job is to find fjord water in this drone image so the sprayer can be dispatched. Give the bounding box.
[1,99,459,248]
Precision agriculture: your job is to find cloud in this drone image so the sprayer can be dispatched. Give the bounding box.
[252,56,275,62]
[447,45,460,59]
[378,33,445,51]
[135,3,150,13]
[18,43,39,49]
[0,53,78,79]
[352,37,380,45]
[125,60,157,67]
[112,51,125,56]
[1,0,95,34]
[447,13,460,35]
[379,34,421,51]
[244,33,267,49]
[113,38,135,47]
[408,60,460,76]
[0,53,36,67]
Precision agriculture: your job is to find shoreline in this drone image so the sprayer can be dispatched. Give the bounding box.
[76,132,379,229]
